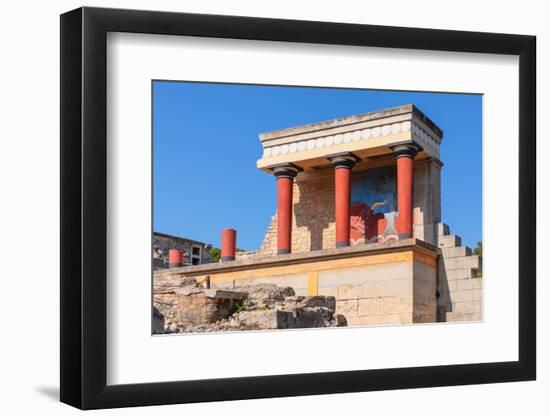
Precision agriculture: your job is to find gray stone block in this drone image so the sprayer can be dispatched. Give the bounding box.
[440,255,480,271]
[442,246,472,258]
[437,223,450,236]
[153,307,165,334]
[237,310,295,329]
[438,234,461,248]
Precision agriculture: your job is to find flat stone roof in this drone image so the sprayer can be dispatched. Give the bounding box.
[256,104,444,172]
[154,238,439,278]
[259,104,443,142]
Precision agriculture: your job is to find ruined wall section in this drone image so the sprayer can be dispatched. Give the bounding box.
[153,233,212,269]
[413,159,442,246]
[436,223,483,322]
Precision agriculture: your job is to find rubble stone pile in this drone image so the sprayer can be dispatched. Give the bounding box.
[153,278,346,333]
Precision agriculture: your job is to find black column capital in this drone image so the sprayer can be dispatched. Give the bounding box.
[267,162,303,179]
[391,143,422,159]
[325,152,361,169]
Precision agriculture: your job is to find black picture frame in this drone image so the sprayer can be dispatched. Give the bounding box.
[60,6,536,410]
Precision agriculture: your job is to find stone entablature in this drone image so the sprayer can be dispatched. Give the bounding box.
[257,104,443,172]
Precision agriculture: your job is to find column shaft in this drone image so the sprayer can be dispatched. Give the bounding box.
[221,229,236,261]
[326,152,360,248]
[335,167,352,247]
[276,176,293,254]
[269,163,302,255]
[393,144,419,238]
[168,249,183,268]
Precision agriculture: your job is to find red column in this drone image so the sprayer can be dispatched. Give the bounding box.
[221,228,237,261]
[277,176,293,254]
[168,249,183,268]
[335,166,352,247]
[270,164,302,255]
[327,152,360,247]
[393,144,419,238]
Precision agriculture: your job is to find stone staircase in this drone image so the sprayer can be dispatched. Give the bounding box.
[436,223,483,322]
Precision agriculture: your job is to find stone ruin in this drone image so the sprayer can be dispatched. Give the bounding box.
[153,278,346,334]
[152,105,482,329]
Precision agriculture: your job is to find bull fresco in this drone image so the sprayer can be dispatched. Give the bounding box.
[350,166,399,244]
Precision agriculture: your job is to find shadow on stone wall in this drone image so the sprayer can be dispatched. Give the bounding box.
[436,258,451,321]
[293,175,334,251]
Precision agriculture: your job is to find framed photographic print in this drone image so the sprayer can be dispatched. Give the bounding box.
[60,6,536,410]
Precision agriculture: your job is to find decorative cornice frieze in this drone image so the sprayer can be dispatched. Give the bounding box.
[261,120,441,159]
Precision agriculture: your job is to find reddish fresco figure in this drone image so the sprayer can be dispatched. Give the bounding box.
[350,202,387,243]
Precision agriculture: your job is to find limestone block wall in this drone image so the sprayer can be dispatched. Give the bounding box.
[436,223,483,322]
[259,168,336,255]
[413,260,438,322]
[214,271,310,296]
[413,159,442,246]
[318,261,418,326]
[206,245,438,327]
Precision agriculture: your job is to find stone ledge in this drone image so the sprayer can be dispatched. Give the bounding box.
[155,238,440,278]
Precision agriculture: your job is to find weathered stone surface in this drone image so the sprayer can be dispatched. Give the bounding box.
[335,314,348,326]
[154,277,197,288]
[232,283,295,303]
[235,307,329,330]
[438,234,462,248]
[176,289,246,325]
[437,223,450,236]
[442,246,472,258]
[237,310,295,330]
[283,295,336,311]
[176,287,247,299]
[436,224,483,323]
[152,307,165,334]
[154,282,341,333]
[293,307,327,328]
[336,299,358,317]
[152,232,211,270]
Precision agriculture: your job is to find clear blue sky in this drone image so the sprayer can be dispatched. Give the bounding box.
[153,81,482,250]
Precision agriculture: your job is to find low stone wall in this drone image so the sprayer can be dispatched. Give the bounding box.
[155,239,439,327]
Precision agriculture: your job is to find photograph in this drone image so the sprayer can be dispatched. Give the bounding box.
[151,81,483,334]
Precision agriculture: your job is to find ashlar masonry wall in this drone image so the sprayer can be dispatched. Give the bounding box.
[160,240,440,327]
[258,167,335,256]
[436,223,483,322]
